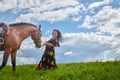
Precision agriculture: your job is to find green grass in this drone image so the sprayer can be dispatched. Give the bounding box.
[0,61,120,80]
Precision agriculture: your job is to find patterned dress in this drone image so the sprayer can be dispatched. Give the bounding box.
[37,38,59,69]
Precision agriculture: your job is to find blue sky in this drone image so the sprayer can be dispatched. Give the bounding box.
[0,0,120,65]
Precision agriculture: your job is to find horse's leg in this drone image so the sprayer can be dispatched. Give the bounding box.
[0,48,11,70]
[11,50,17,71]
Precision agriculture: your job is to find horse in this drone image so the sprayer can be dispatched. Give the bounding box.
[0,22,42,71]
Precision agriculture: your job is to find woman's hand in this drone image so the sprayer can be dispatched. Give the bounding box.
[43,41,48,46]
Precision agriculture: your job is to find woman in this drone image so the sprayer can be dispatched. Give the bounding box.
[36,29,62,70]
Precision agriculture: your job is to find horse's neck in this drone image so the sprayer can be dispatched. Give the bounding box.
[16,27,36,41]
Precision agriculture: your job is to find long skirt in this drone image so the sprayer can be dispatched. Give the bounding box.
[37,46,57,69]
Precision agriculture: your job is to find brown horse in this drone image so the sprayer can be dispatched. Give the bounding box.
[0,22,42,71]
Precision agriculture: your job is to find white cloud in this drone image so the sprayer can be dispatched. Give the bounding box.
[58,32,120,62]
[78,15,95,29]
[17,0,38,9]
[0,52,3,61]
[45,30,50,35]
[87,48,120,62]
[64,2,120,59]
[16,57,36,65]
[94,6,120,36]
[29,0,79,12]
[0,0,86,23]
[64,51,73,55]
[62,32,115,46]
[20,37,36,50]
[0,0,85,22]
[72,15,82,22]
[16,5,81,22]
[79,6,120,37]
[0,0,17,12]
[88,0,113,9]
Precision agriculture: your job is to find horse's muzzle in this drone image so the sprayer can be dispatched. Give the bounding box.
[35,43,41,48]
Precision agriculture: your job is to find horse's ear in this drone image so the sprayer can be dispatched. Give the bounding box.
[39,25,41,30]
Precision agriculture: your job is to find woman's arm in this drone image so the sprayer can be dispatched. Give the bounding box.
[43,39,59,47]
[43,41,54,47]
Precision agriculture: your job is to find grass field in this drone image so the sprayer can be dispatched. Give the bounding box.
[0,61,120,80]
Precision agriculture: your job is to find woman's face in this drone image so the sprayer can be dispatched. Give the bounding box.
[52,31,58,39]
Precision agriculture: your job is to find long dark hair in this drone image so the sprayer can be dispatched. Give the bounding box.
[53,29,62,41]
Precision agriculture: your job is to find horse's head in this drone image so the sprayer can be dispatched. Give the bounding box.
[31,25,42,48]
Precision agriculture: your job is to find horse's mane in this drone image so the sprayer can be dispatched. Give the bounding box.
[9,22,37,28]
